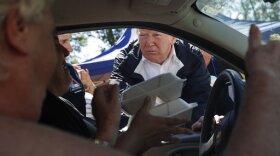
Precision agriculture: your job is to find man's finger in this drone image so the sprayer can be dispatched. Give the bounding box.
[142,96,152,112]
[248,24,261,51]
[108,84,120,100]
[192,122,202,131]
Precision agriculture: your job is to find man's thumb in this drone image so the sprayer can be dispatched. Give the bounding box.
[248,24,261,51]
[141,96,152,112]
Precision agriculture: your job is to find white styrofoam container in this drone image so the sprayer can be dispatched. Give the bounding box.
[121,73,197,117]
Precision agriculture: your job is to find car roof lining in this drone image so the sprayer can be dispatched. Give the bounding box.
[53,0,194,27]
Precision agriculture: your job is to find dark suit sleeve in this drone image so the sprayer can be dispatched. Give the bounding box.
[111,40,139,92]
[180,48,211,123]
[62,64,86,116]
[110,50,128,92]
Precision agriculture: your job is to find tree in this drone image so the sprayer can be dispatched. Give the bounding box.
[199,0,280,21]
[239,0,280,21]
[70,32,93,52]
[67,28,125,64]
[95,28,125,51]
[70,28,125,53]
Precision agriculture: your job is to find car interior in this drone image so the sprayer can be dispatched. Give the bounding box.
[53,0,280,155]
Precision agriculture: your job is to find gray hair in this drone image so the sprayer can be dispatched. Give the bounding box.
[0,0,54,23]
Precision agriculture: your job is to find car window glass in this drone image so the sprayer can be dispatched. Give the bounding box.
[196,0,280,43]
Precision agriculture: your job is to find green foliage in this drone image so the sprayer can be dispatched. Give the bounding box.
[238,0,280,21]
[70,58,79,64]
[67,28,125,63]
[199,0,280,21]
[71,32,93,52]
[96,29,125,51]
[70,28,124,53]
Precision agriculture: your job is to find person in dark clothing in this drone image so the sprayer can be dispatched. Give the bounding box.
[40,35,121,145]
[40,91,96,138]
[111,29,211,125]
[208,56,237,77]
[57,34,87,115]
[62,64,87,115]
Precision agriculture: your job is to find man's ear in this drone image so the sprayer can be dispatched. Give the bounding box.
[171,37,177,45]
[5,8,29,55]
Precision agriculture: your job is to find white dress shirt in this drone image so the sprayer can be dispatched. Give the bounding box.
[134,46,184,106]
[134,45,184,80]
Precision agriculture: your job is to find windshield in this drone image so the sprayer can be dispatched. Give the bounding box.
[196,0,280,42]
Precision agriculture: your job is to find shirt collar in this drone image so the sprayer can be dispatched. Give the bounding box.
[135,45,184,78]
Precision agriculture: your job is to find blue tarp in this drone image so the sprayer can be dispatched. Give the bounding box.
[78,28,138,76]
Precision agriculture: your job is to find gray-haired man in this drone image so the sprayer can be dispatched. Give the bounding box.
[0,1,126,155]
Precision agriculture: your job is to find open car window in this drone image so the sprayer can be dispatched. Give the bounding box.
[67,28,241,83]
[65,27,244,121]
